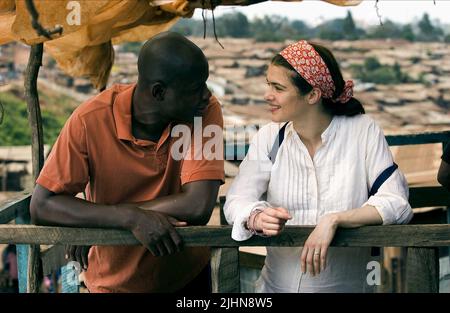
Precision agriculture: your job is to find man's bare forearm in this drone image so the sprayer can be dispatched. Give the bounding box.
[31,180,220,228]
[136,180,221,225]
[31,185,136,229]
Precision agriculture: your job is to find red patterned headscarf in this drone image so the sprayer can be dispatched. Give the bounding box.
[279,40,354,103]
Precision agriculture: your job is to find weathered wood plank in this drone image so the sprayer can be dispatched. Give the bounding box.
[41,245,67,276]
[0,194,31,224]
[409,186,450,208]
[211,248,240,293]
[1,224,450,247]
[386,132,450,146]
[239,251,265,269]
[225,132,450,160]
[24,39,45,294]
[15,214,30,293]
[27,244,41,293]
[406,247,439,293]
[219,196,227,226]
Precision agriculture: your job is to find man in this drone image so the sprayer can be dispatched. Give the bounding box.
[438,142,450,191]
[30,32,224,292]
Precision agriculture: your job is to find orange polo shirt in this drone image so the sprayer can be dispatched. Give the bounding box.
[36,84,225,292]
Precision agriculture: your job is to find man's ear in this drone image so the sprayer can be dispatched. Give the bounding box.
[151,82,166,101]
[307,88,322,104]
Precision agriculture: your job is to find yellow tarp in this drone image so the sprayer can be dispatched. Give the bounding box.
[0,0,360,89]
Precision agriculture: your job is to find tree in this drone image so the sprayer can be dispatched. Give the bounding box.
[401,24,415,42]
[252,16,288,42]
[317,19,345,40]
[364,57,381,71]
[417,13,443,42]
[367,20,402,39]
[342,11,359,40]
[216,12,250,38]
[418,13,434,36]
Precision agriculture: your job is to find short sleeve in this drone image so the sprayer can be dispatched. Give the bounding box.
[180,96,225,185]
[36,112,89,195]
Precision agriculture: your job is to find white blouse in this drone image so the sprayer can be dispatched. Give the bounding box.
[224,114,413,293]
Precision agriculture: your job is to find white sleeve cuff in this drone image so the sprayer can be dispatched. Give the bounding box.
[363,195,413,225]
[363,197,394,225]
[231,201,270,241]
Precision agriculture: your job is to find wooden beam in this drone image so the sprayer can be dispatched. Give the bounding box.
[409,186,450,208]
[1,224,450,247]
[225,131,450,160]
[406,247,439,293]
[24,42,45,294]
[0,194,31,224]
[239,251,265,269]
[386,131,450,146]
[25,44,44,183]
[40,245,67,277]
[211,248,240,293]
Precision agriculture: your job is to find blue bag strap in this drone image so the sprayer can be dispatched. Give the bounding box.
[368,163,398,197]
[268,122,289,164]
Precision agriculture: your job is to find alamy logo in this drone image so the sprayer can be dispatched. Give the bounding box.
[66,1,81,26]
[366,261,381,286]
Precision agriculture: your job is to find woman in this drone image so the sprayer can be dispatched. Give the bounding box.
[224,40,413,293]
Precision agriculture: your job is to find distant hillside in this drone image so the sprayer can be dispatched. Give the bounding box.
[0,82,79,146]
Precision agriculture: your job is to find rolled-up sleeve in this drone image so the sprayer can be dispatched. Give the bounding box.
[362,121,413,225]
[224,125,275,241]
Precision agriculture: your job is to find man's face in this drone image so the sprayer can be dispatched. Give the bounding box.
[161,61,211,124]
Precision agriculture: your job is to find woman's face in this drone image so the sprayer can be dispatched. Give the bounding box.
[264,64,307,123]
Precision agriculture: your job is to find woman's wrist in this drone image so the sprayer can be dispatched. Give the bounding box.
[246,209,264,234]
[321,212,340,228]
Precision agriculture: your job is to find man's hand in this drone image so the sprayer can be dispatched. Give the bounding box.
[125,205,187,257]
[64,210,187,269]
[253,207,292,236]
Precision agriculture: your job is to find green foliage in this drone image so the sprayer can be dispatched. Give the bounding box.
[351,57,413,85]
[252,16,291,42]
[216,12,250,38]
[367,20,402,39]
[401,24,416,42]
[364,57,381,71]
[0,91,73,146]
[417,13,444,42]
[168,12,448,44]
[120,42,143,55]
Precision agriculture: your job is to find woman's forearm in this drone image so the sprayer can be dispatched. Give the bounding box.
[333,205,383,228]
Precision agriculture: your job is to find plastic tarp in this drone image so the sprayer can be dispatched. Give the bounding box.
[0,0,361,89]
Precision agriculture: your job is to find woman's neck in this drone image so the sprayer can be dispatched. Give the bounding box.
[292,109,332,157]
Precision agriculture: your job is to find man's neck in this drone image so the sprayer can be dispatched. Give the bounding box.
[131,89,168,142]
[131,116,168,143]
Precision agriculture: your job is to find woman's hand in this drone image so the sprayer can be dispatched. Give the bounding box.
[300,213,339,276]
[253,207,292,236]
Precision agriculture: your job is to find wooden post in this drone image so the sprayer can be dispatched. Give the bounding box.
[22,42,45,293]
[406,247,439,293]
[211,247,240,293]
[25,44,44,182]
[1,161,7,191]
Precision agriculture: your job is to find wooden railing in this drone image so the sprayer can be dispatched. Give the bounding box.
[0,223,450,293]
[0,130,449,293]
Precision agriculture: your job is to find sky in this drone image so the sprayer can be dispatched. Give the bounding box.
[193,0,450,27]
